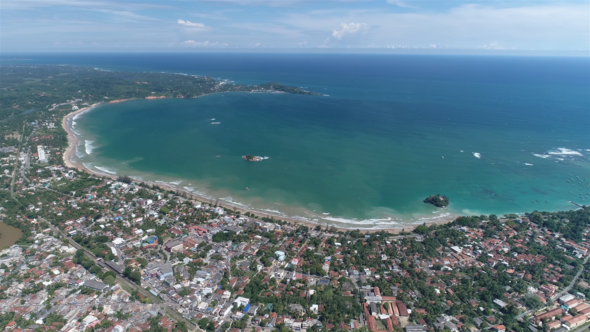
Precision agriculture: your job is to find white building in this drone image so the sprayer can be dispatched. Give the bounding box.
[37,145,47,163]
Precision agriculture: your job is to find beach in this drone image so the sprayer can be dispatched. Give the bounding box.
[60,101,458,233]
[55,55,589,232]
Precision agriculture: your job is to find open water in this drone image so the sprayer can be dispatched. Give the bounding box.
[10,54,590,228]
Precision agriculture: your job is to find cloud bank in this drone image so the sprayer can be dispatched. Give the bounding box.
[332,22,367,40]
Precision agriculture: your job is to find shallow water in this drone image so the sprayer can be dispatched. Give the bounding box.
[46,54,590,227]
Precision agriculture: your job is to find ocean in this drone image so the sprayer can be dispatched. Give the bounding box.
[9,53,590,228]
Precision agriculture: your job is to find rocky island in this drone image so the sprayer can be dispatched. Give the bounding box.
[424,194,450,208]
[243,154,269,162]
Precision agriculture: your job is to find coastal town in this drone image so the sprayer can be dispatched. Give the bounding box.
[0,65,589,332]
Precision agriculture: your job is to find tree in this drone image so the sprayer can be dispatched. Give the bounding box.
[198,318,209,330]
[175,321,188,332]
[103,275,116,286]
[523,293,543,309]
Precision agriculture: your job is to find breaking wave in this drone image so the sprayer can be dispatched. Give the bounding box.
[548,148,583,157]
[85,140,95,155]
[95,166,117,175]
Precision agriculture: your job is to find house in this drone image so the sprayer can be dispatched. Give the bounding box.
[158,263,174,280]
[493,325,506,332]
[405,325,428,332]
[564,315,587,329]
[533,308,564,325]
[289,303,305,314]
[545,321,561,330]
[165,239,184,253]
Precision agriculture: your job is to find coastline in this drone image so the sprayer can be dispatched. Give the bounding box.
[61,99,459,234]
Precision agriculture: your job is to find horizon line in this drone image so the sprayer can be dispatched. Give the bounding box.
[0,49,588,57]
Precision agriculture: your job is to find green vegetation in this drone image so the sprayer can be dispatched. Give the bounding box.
[212,231,235,242]
[258,82,320,95]
[423,194,450,207]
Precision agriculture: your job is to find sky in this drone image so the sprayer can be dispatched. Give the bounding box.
[0,0,589,54]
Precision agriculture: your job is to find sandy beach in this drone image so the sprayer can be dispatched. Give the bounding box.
[61,102,459,233]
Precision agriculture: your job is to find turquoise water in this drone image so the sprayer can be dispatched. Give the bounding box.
[60,54,590,228]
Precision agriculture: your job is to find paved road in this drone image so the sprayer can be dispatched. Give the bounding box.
[43,218,200,331]
[570,322,590,332]
[552,254,590,301]
[10,123,26,200]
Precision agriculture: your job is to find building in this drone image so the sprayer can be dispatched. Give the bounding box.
[105,260,125,274]
[405,325,428,332]
[533,308,564,325]
[83,280,109,292]
[559,294,575,304]
[493,299,508,308]
[275,251,286,261]
[564,315,587,329]
[158,263,173,280]
[493,325,506,332]
[165,239,183,253]
[37,145,47,163]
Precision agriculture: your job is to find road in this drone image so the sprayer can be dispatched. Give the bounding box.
[552,253,590,301]
[10,123,26,200]
[570,322,590,332]
[43,218,200,331]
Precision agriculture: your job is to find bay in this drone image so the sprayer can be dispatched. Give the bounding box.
[40,54,590,228]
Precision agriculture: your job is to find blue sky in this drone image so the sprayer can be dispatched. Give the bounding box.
[1,0,588,54]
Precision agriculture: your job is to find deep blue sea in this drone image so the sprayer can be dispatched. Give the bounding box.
[4,53,589,228]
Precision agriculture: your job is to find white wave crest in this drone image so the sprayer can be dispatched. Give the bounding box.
[170,180,182,185]
[260,209,286,215]
[95,166,117,175]
[220,197,250,208]
[321,216,400,226]
[472,152,481,159]
[525,163,533,166]
[85,140,95,155]
[533,153,550,159]
[548,148,583,157]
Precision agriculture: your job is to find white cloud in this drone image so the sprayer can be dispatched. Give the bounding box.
[229,23,303,38]
[478,41,507,50]
[332,22,367,39]
[386,0,415,9]
[180,40,228,47]
[178,19,209,30]
[282,3,589,50]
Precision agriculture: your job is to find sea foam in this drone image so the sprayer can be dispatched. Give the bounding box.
[548,148,583,157]
[472,152,481,159]
[533,153,550,159]
[95,166,117,175]
[85,140,95,155]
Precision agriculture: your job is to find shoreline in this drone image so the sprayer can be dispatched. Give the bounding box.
[61,99,459,234]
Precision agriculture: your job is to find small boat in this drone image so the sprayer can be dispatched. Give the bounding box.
[245,187,249,191]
